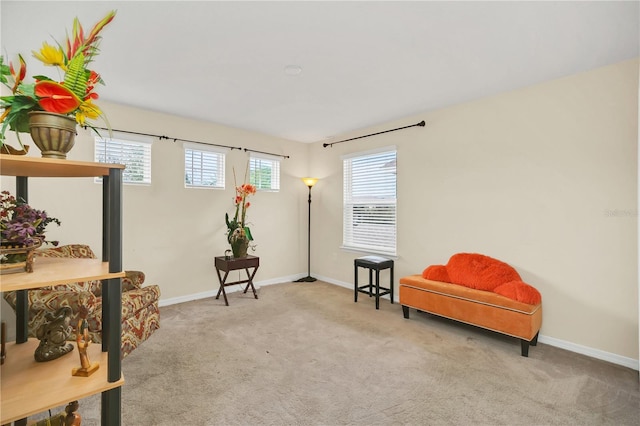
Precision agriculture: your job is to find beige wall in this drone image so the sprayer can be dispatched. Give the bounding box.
[1,59,638,363]
[309,59,639,361]
[0,103,312,302]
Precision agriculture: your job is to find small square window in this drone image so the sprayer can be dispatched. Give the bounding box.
[95,135,152,184]
[250,154,280,191]
[184,144,226,189]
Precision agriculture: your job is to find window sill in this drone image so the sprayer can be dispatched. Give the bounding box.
[340,245,398,260]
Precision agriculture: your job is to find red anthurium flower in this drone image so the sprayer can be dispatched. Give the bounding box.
[35,80,81,114]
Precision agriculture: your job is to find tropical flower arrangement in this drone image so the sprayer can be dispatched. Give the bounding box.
[225,168,257,256]
[0,191,61,248]
[0,10,116,148]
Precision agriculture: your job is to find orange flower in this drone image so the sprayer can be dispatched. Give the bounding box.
[239,183,257,195]
[8,55,26,93]
[225,166,257,244]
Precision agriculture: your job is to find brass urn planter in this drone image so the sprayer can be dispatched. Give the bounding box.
[230,235,250,258]
[28,111,77,159]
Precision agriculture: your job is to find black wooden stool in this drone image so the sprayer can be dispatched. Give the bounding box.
[354,256,394,309]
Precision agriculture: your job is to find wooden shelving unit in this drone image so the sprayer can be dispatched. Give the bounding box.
[1,340,124,423]
[0,258,124,292]
[0,154,125,425]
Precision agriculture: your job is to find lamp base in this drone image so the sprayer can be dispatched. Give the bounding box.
[295,276,317,283]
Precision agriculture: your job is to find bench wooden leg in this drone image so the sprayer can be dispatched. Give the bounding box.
[402,305,410,319]
[531,332,539,346]
[521,339,530,357]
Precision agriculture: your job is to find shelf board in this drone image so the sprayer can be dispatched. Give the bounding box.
[0,257,125,292]
[1,339,124,424]
[0,155,124,178]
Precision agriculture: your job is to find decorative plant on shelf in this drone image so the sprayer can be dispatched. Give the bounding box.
[0,10,116,151]
[225,166,257,258]
[0,191,60,264]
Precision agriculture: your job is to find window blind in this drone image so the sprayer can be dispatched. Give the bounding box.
[250,153,280,191]
[343,147,397,255]
[184,144,226,189]
[94,136,152,184]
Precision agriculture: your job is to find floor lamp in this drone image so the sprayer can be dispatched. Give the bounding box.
[296,177,318,282]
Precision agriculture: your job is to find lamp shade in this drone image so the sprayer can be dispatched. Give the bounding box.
[302,177,318,188]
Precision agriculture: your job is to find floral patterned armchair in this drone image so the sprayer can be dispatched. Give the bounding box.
[3,244,160,358]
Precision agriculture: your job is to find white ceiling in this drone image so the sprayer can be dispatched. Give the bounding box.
[1,1,639,143]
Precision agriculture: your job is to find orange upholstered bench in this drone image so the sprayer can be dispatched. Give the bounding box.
[400,275,542,356]
[399,253,543,357]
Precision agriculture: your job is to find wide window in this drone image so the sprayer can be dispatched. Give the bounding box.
[94,134,152,184]
[343,147,397,256]
[249,153,280,191]
[184,143,226,189]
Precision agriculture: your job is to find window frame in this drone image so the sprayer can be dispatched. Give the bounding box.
[249,152,281,192]
[183,143,227,189]
[94,132,153,185]
[342,146,397,256]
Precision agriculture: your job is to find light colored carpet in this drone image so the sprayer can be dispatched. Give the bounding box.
[34,281,640,425]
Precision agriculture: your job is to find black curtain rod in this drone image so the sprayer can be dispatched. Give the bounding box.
[243,148,290,159]
[85,126,290,158]
[323,120,425,148]
[84,125,242,151]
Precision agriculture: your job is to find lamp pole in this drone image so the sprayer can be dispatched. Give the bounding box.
[296,177,318,282]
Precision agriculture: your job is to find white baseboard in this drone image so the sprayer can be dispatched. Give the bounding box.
[158,274,301,307]
[315,274,640,371]
[537,335,639,371]
[160,274,640,371]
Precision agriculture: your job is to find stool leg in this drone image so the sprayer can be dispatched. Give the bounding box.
[375,269,380,309]
[354,264,358,303]
[368,269,373,297]
[390,266,394,304]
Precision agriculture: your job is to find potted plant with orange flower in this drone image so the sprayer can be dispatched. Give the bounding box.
[225,167,257,258]
[0,10,116,158]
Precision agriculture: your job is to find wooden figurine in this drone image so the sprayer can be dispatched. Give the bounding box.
[72,306,99,377]
[64,401,82,426]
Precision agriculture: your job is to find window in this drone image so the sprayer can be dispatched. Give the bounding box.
[95,134,152,184]
[249,153,280,191]
[343,147,397,256]
[184,143,226,189]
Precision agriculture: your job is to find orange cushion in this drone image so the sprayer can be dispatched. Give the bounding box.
[446,253,522,292]
[422,253,541,304]
[494,280,542,305]
[422,264,450,282]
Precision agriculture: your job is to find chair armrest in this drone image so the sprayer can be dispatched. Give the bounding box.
[121,285,161,317]
[122,270,145,292]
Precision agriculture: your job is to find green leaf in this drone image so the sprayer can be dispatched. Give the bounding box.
[31,75,54,82]
[0,57,10,86]
[243,227,253,241]
[16,82,36,98]
[0,94,39,138]
[63,53,89,100]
